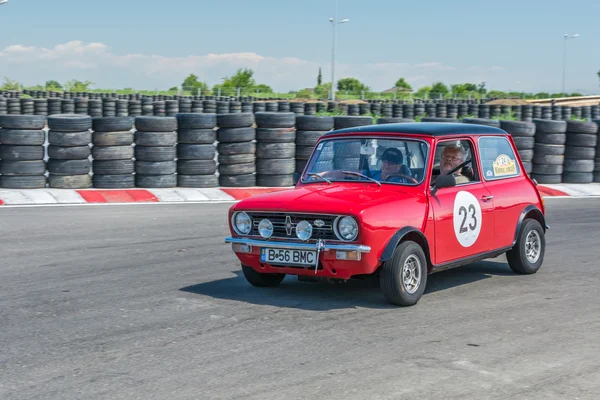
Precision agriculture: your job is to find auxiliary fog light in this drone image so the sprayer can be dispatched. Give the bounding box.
[296,220,313,241]
[336,251,361,261]
[258,218,274,238]
[232,243,252,253]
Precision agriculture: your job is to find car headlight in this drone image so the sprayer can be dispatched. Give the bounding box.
[296,220,313,241]
[258,218,273,238]
[335,216,358,241]
[232,212,252,235]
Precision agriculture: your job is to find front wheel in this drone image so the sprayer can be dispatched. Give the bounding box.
[380,240,428,306]
[506,218,545,274]
[241,265,286,287]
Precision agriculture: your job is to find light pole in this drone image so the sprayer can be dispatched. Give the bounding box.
[329,0,349,101]
[562,33,579,97]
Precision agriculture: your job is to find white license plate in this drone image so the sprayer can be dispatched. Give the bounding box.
[260,248,317,266]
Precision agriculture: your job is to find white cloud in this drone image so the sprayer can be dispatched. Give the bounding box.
[0,40,515,92]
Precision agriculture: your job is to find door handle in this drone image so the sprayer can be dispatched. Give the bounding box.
[481,195,493,202]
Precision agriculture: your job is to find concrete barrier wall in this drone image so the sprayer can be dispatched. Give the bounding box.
[0,113,598,189]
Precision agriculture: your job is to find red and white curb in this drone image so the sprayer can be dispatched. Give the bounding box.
[0,184,598,206]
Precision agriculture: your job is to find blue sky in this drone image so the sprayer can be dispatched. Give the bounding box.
[0,0,598,94]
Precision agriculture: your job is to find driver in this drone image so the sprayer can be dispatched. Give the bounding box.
[435,142,470,184]
[368,148,411,182]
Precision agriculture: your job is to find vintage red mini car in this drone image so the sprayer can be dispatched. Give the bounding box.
[225,122,548,306]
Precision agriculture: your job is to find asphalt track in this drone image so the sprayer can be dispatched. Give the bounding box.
[1,198,599,400]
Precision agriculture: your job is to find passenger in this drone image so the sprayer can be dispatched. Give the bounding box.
[435,142,470,184]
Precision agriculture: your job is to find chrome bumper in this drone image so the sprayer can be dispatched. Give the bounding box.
[224,237,371,253]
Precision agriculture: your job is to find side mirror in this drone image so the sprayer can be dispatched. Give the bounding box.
[430,174,456,196]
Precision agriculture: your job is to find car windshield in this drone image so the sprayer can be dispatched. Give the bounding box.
[302,137,429,185]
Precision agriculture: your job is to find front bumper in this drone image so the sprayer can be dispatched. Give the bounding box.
[224,237,371,253]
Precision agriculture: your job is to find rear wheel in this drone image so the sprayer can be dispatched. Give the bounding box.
[241,265,286,287]
[380,240,428,306]
[506,218,545,274]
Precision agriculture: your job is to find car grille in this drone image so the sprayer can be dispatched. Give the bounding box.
[246,212,339,241]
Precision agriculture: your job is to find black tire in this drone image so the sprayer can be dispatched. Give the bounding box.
[47,114,92,132]
[48,145,90,160]
[256,128,296,143]
[512,137,534,149]
[217,127,255,143]
[534,133,566,145]
[0,145,44,161]
[0,129,45,145]
[92,174,135,188]
[0,175,46,188]
[533,164,563,175]
[177,144,216,160]
[92,117,134,132]
[506,219,545,274]
[0,115,46,130]
[256,174,294,186]
[295,115,334,131]
[500,120,536,137]
[563,159,594,173]
[175,113,217,129]
[48,130,92,147]
[135,146,176,161]
[48,174,91,189]
[530,173,562,184]
[177,160,217,175]
[333,116,373,129]
[92,131,134,146]
[564,146,595,159]
[562,171,594,183]
[92,145,134,160]
[178,129,216,144]
[177,174,218,188]
[517,149,533,162]
[462,118,501,128]
[218,153,256,164]
[135,161,177,175]
[379,240,428,306]
[532,154,564,165]
[566,133,597,147]
[255,112,295,128]
[533,119,567,134]
[566,120,598,134]
[534,143,565,156]
[376,117,414,124]
[134,116,177,132]
[295,131,326,147]
[47,159,90,175]
[241,264,285,287]
[256,143,295,158]
[217,142,255,155]
[0,160,46,175]
[256,158,295,174]
[218,162,256,175]
[135,131,177,146]
[216,112,254,128]
[421,117,459,123]
[93,160,135,175]
[135,174,177,188]
[219,173,256,187]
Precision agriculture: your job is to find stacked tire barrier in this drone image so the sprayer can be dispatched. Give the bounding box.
[531,119,567,184]
[134,116,178,188]
[332,116,373,171]
[562,120,597,183]
[91,117,135,188]
[294,115,334,175]
[0,97,7,115]
[47,114,93,189]
[216,113,256,187]
[0,115,47,189]
[500,120,535,174]
[255,112,296,187]
[177,113,218,188]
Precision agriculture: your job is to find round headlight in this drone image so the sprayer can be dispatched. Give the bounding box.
[296,220,313,241]
[232,212,252,235]
[336,216,358,241]
[258,218,274,238]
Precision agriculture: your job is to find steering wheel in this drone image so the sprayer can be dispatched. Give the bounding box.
[384,173,419,184]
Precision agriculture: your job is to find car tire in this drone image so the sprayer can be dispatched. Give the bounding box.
[506,219,545,274]
[379,240,427,306]
[241,264,285,287]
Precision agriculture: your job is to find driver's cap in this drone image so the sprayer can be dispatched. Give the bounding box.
[381,148,403,164]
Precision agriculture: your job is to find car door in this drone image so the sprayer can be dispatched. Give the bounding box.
[428,138,496,265]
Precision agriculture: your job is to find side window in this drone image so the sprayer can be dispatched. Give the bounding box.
[432,139,479,185]
[478,136,521,180]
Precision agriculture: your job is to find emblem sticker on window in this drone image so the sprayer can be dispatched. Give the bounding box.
[492,154,517,176]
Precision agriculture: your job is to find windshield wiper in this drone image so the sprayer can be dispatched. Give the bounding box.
[341,171,381,186]
[308,173,332,184]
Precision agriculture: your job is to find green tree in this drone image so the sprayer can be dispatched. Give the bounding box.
[221,68,256,88]
[1,77,20,90]
[317,67,322,86]
[414,85,431,98]
[394,77,412,90]
[314,82,332,98]
[64,80,94,92]
[181,74,210,95]
[337,77,370,92]
[45,80,63,90]
[429,81,449,98]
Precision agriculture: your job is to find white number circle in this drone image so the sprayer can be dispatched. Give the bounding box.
[453,191,482,247]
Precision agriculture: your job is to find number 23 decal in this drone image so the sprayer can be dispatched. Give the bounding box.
[453,191,483,247]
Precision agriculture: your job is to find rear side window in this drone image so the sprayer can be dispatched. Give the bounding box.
[478,136,521,180]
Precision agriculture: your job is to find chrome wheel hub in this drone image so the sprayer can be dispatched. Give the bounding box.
[402,254,421,294]
[525,230,541,263]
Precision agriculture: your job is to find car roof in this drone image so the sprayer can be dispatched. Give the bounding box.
[324,122,508,137]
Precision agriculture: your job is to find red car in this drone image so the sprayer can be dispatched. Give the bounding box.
[225,122,548,306]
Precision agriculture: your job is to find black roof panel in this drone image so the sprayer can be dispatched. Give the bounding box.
[324,122,508,137]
